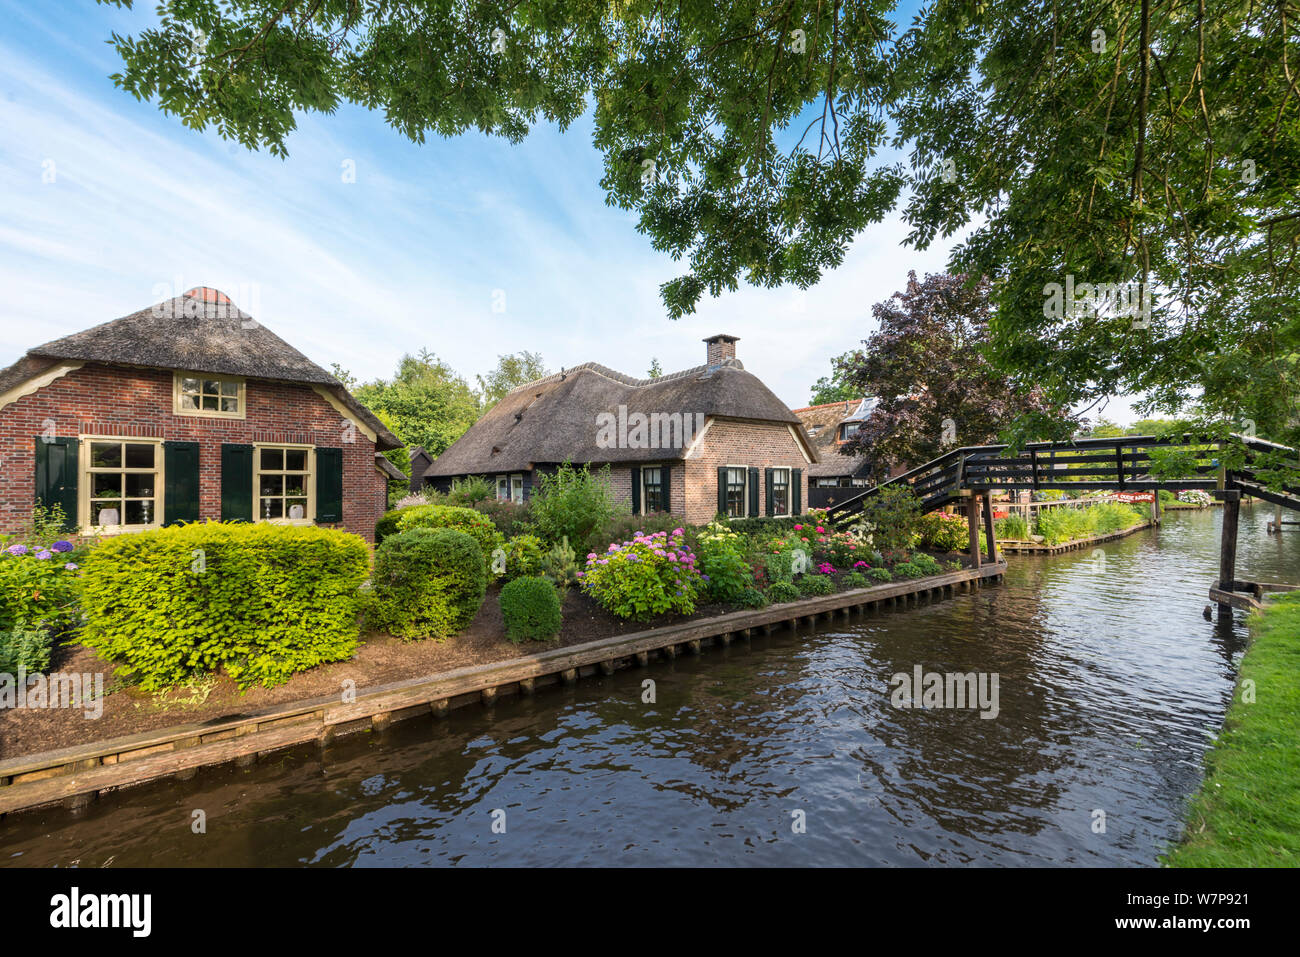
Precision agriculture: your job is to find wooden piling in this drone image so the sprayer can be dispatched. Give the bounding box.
[981,492,998,563]
[967,493,982,568]
[1217,489,1242,617]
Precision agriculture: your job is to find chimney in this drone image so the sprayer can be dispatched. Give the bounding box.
[703,334,739,367]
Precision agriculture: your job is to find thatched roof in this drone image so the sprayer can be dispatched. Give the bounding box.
[794,398,876,478]
[0,354,60,397]
[426,359,812,478]
[12,287,400,450]
[375,453,406,480]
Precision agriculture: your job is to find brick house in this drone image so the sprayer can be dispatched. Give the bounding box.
[794,397,910,508]
[0,287,401,543]
[418,335,818,525]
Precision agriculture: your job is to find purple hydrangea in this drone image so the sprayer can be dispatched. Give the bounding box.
[35,550,52,560]
[5,544,28,556]
[51,540,74,553]
[64,562,79,571]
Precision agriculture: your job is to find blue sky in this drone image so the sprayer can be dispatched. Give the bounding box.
[0,1,1137,421]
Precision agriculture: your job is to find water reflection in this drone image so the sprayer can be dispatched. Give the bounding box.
[2,504,1295,866]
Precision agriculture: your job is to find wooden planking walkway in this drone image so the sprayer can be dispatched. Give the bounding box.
[0,560,1007,816]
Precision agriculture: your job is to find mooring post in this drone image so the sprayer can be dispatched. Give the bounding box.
[1216,489,1242,618]
[966,491,981,568]
[981,491,998,563]
[1151,491,1161,526]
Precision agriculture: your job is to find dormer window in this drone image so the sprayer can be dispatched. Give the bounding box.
[174,372,245,419]
[840,422,861,441]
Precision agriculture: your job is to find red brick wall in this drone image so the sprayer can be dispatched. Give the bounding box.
[683,418,811,524]
[0,362,386,542]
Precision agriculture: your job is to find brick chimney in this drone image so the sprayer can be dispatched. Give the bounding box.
[703,334,739,367]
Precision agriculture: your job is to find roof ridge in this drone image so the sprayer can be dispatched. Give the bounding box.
[503,357,746,397]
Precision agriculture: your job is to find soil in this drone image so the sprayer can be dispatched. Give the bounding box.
[0,549,978,762]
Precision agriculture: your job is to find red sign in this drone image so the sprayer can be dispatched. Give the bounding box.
[1114,491,1155,503]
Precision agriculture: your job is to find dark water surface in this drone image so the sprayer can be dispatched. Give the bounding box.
[3,504,1297,867]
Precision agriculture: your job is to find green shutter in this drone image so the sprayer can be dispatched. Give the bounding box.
[765,468,775,516]
[220,444,254,522]
[717,467,728,516]
[792,468,803,515]
[630,466,641,515]
[315,447,344,523]
[661,466,671,515]
[34,437,78,532]
[747,467,760,517]
[163,441,201,526]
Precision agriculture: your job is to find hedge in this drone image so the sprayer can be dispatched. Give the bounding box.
[80,522,369,691]
[395,504,501,575]
[498,576,563,643]
[367,528,486,640]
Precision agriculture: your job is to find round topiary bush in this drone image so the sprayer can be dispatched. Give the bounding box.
[367,528,486,640]
[768,581,800,603]
[499,576,563,643]
[395,504,502,576]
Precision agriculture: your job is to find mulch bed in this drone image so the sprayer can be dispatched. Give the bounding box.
[0,549,978,762]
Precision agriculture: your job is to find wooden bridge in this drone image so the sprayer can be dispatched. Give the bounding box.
[823,433,1300,616]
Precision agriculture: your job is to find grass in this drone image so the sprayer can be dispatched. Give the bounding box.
[1164,593,1300,867]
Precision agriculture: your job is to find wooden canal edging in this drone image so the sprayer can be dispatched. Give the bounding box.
[997,520,1154,555]
[1207,579,1300,613]
[0,560,1007,817]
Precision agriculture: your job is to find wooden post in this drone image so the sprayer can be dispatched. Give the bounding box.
[981,491,997,563]
[1151,491,1161,526]
[966,492,982,567]
[1217,489,1241,617]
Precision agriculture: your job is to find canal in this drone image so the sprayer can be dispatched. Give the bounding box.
[2,503,1296,866]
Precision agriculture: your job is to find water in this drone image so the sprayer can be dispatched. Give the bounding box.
[2,504,1296,866]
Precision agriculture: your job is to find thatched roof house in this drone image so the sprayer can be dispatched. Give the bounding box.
[792,397,881,506]
[421,335,818,525]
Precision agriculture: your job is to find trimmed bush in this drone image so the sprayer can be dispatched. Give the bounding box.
[891,561,924,579]
[368,528,486,641]
[396,504,502,575]
[797,573,836,596]
[768,581,800,603]
[499,576,563,643]
[843,571,870,589]
[81,522,369,690]
[910,553,943,576]
[866,566,893,583]
[376,505,421,545]
[735,587,768,608]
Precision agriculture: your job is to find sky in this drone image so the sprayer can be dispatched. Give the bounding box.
[0,1,1139,422]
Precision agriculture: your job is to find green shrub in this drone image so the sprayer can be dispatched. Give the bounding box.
[796,573,836,596]
[0,624,54,673]
[474,498,533,537]
[995,513,1030,540]
[579,529,704,619]
[695,521,753,603]
[735,587,768,608]
[376,505,421,545]
[910,553,943,576]
[497,533,546,581]
[915,511,969,552]
[446,474,495,507]
[843,571,870,589]
[531,463,624,554]
[81,522,368,690]
[498,576,562,643]
[866,566,892,582]
[396,504,502,575]
[0,544,82,638]
[540,536,581,594]
[768,581,800,603]
[368,528,486,641]
[891,561,924,579]
[859,485,922,553]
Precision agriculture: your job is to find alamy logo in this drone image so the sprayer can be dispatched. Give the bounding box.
[49,887,151,937]
[595,406,706,450]
[1042,275,1153,323]
[0,670,103,719]
[889,666,1000,719]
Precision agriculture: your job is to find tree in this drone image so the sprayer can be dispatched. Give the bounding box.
[476,351,549,408]
[647,357,663,379]
[354,350,480,458]
[836,271,1074,473]
[809,358,858,405]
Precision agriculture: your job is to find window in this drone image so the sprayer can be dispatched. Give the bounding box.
[840,422,861,442]
[771,468,791,516]
[642,466,665,513]
[175,372,244,418]
[83,438,162,531]
[725,466,747,517]
[495,473,524,504]
[256,445,313,522]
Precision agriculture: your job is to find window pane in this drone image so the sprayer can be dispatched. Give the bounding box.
[124,499,153,525]
[125,473,155,497]
[220,396,239,412]
[284,449,307,472]
[179,393,199,410]
[261,497,283,519]
[285,499,307,519]
[284,475,306,496]
[220,380,239,396]
[125,443,154,469]
[201,395,219,411]
[181,377,200,392]
[260,448,283,471]
[91,442,121,468]
[202,379,220,396]
[92,473,121,498]
[92,500,123,525]
[260,474,284,496]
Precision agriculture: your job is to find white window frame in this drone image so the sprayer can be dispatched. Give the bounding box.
[641,465,668,514]
[495,473,524,504]
[174,371,246,419]
[254,443,315,525]
[79,435,165,535]
[770,467,792,517]
[723,464,748,518]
